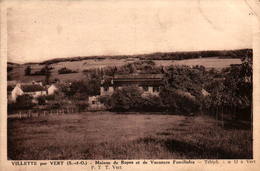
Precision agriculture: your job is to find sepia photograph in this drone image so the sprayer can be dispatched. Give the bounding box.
[3,0,256,162]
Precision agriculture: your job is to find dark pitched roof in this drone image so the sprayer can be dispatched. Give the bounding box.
[112,74,164,86]
[21,85,45,92]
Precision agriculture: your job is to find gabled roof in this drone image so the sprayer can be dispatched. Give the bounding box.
[112,74,164,86]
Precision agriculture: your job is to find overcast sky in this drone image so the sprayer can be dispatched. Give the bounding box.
[7,0,253,63]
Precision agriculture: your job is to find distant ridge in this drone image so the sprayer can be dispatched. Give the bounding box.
[24,48,252,65]
[7,62,20,66]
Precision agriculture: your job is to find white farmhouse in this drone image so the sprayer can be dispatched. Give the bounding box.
[8,83,47,102]
[10,84,23,102]
[47,84,58,95]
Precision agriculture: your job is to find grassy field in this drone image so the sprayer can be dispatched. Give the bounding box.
[8,57,241,82]
[154,57,241,69]
[8,112,252,159]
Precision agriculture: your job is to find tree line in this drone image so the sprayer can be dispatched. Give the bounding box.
[37,49,252,65]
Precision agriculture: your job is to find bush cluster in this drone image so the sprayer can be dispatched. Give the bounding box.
[100,86,200,114]
[58,67,78,74]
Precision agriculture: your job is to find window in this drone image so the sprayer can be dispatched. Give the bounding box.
[92,101,96,104]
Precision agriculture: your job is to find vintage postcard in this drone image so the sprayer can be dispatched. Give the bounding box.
[0,0,260,170]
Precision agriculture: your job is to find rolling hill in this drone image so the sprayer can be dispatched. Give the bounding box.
[7,49,251,83]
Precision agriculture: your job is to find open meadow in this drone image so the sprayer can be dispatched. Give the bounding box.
[154,57,241,69]
[8,57,241,82]
[8,112,252,160]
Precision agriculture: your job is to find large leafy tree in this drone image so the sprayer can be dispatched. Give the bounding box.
[205,56,252,120]
[223,57,252,119]
[164,65,206,97]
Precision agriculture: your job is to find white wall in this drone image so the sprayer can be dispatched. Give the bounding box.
[48,85,58,95]
[11,86,24,102]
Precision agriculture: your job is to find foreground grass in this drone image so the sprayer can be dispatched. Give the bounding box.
[8,112,252,159]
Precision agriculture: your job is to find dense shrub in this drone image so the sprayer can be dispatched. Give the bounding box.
[58,67,77,74]
[101,86,199,114]
[60,80,100,98]
[139,94,165,112]
[102,86,164,112]
[49,103,62,109]
[44,95,55,101]
[75,101,89,112]
[14,95,34,110]
[160,88,200,114]
[109,86,143,111]
[37,96,46,105]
